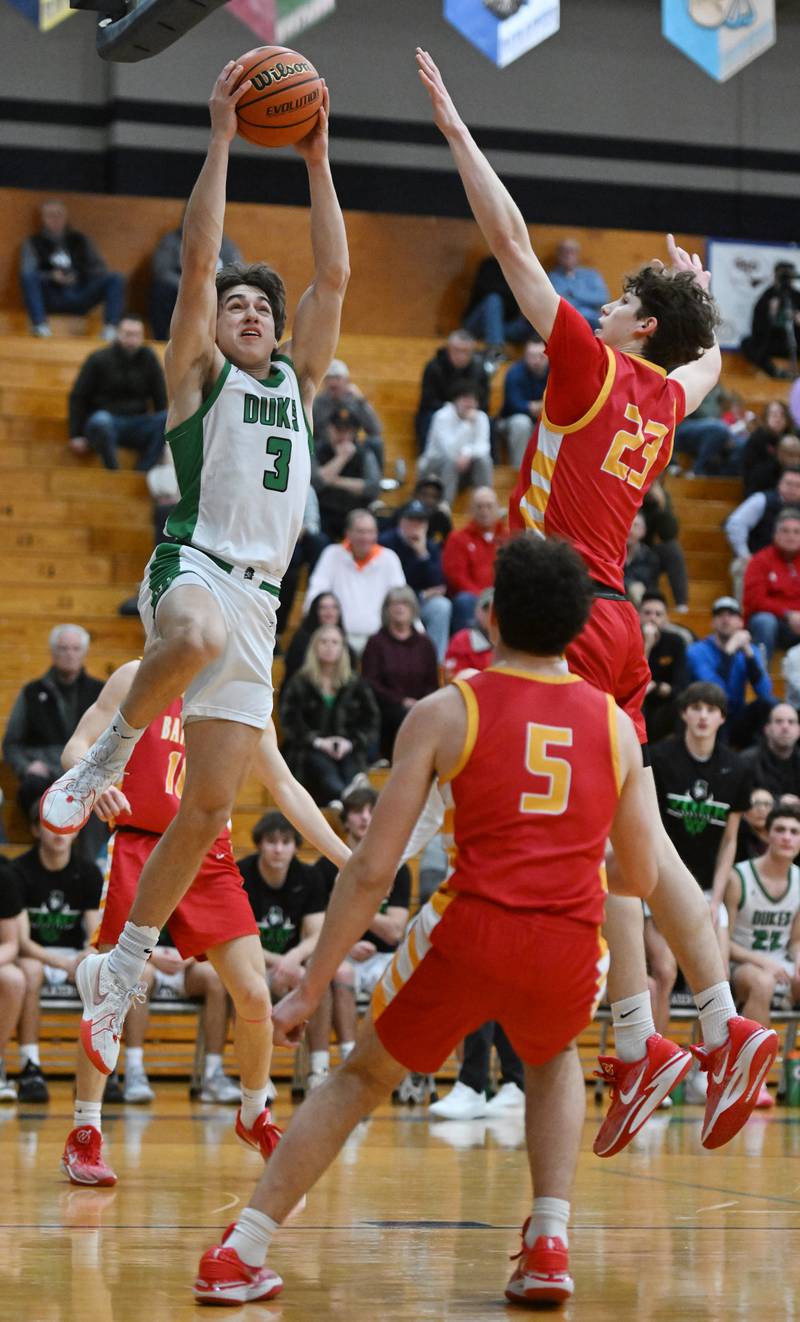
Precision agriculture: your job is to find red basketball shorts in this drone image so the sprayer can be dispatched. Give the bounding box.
[372,889,608,1072]
[96,829,258,960]
[566,595,649,743]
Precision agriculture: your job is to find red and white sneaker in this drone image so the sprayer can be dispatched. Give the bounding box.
[593,1034,693,1158]
[505,1222,573,1305]
[75,950,146,1075]
[692,1015,778,1149]
[61,1126,117,1186]
[40,727,132,835]
[193,1225,283,1306]
[234,1108,283,1160]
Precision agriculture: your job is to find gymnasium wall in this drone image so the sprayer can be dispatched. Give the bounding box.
[0,0,798,238]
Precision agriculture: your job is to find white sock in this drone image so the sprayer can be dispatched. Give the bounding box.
[339,1041,355,1060]
[125,1047,144,1072]
[527,1197,570,1248]
[74,1099,103,1133]
[240,1085,269,1129]
[204,1053,223,1080]
[90,711,144,773]
[611,992,656,1063]
[224,1207,279,1267]
[20,1043,40,1067]
[695,981,736,1049]
[309,1050,330,1074]
[107,920,159,987]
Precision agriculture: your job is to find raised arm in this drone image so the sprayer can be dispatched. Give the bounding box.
[285,88,350,404]
[251,723,350,868]
[662,235,722,412]
[416,49,559,341]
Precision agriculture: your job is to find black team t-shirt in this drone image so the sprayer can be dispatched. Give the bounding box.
[238,853,327,955]
[11,847,102,947]
[314,857,411,953]
[0,858,22,921]
[650,736,752,889]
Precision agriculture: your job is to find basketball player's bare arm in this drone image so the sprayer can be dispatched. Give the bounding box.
[660,235,722,410]
[607,710,659,899]
[251,723,351,869]
[416,48,559,341]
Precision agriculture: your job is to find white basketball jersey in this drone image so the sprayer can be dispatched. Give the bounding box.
[731,858,800,959]
[165,354,311,584]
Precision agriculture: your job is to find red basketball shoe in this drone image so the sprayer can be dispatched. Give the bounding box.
[61,1126,117,1187]
[505,1221,573,1305]
[692,1016,778,1150]
[193,1225,283,1306]
[234,1108,282,1160]
[593,1033,693,1158]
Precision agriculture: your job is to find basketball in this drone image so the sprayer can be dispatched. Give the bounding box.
[233,45,323,148]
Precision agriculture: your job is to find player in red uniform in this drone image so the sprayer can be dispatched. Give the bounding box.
[415,47,777,1157]
[192,534,658,1307]
[58,661,349,1187]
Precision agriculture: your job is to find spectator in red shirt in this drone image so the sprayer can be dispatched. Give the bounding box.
[442,486,508,631]
[744,507,800,661]
[444,587,494,681]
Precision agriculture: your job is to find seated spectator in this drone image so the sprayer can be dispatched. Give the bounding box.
[738,704,800,802]
[624,512,660,605]
[672,385,737,477]
[306,510,405,654]
[313,406,382,541]
[641,480,689,612]
[743,507,800,661]
[279,626,379,808]
[725,467,800,602]
[685,598,774,747]
[19,198,125,339]
[313,358,384,472]
[283,592,354,683]
[275,486,329,640]
[412,475,453,544]
[736,787,775,862]
[741,401,799,495]
[442,486,508,632]
[418,385,493,506]
[68,315,167,472]
[361,587,439,760]
[640,592,688,743]
[461,254,531,353]
[547,237,609,330]
[379,499,452,662]
[497,336,548,467]
[13,809,102,1103]
[414,329,490,451]
[741,261,800,379]
[150,219,240,341]
[429,1023,525,1120]
[444,587,494,682]
[0,861,25,1102]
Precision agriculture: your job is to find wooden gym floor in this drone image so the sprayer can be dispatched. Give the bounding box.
[1,1081,798,1320]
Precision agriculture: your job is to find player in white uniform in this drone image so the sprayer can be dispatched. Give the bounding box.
[41,60,349,1075]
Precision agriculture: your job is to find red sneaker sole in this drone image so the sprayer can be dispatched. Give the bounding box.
[505,1280,574,1304]
[192,1280,283,1305]
[594,1049,693,1158]
[61,1158,117,1187]
[79,1018,113,1076]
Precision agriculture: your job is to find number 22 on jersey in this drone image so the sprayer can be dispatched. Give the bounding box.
[520,723,572,816]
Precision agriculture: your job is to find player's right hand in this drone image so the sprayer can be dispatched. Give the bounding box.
[209,61,252,142]
[416,48,463,138]
[272,984,317,1046]
[94,785,131,821]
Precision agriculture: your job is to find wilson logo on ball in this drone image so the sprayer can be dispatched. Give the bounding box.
[251,61,311,91]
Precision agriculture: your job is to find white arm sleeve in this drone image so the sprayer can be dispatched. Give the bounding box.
[400,782,446,865]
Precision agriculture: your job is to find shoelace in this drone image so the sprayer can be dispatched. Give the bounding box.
[110,981,147,1039]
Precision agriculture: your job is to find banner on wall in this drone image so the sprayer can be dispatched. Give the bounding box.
[7,0,74,29]
[708,238,799,349]
[227,0,334,47]
[662,0,775,82]
[444,0,560,68]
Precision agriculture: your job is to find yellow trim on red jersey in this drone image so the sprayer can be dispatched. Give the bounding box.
[625,351,667,378]
[606,693,622,796]
[487,665,582,685]
[540,344,616,436]
[440,679,479,783]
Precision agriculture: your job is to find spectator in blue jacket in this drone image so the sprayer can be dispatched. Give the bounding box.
[686,596,774,747]
[380,500,451,662]
[547,238,609,330]
[497,337,549,466]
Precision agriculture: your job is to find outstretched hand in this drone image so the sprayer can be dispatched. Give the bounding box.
[209,61,252,142]
[271,982,319,1046]
[416,48,464,138]
[651,234,711,292]
[294,84,330,165]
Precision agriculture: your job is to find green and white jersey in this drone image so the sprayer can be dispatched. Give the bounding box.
[731,858,800,958]
[165,354,312,585]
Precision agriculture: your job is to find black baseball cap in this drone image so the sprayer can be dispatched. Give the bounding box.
[330,406,359,430]
[399,499,429,521]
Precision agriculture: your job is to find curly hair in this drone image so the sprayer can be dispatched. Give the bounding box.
[216,262,287,341]
[623,266,719,373]
[493,534,592,656]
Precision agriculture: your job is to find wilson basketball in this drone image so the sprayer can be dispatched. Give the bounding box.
[234,45,323,148]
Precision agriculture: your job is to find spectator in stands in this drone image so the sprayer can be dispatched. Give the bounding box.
[418,384,493,506]
[149,219,240,341]
[444,586,494,682]
[19,198,125,340]
[443,486,508,632]
[738,703,800,802]
[67,314,167,472]
[2,624,104,813]
[379,499,451,662]
[641,479,689,612]
[279,626,378,808]
[306,510,405,654]
[783,645,800,711]
[412,475,453,544]
[313,406,382,541]
[742,261,800,378]
[547,237,609,330]
[275,487,328,641]
[624,512,660,605]
[736,787,774,862]
[461,254,532,354]
[672,385,737,477]
[414,329,489,452]
[685,598,774,746]
[12,809,102,1103]
[725,467,800,602]
[640,592,688,743]
[791,377,800,431]
[497,336,548,466]
[743,508,800,662]
[741,402,799,495]
[313,359,384,472]
[429,1022,525,1120]
[0,861,24,1102]
[361,587,439,760]
[283,592,354,683]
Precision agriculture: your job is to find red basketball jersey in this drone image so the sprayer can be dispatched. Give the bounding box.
[444,668,621,924]
[509,299,686,593]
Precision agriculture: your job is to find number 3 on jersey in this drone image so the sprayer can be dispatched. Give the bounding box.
[264,435,291,493]
[520,723,572,816]
[601,403,668,491]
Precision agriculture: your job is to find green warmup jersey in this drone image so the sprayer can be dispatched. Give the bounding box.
[731,858,800,957]
[165,354,312,585]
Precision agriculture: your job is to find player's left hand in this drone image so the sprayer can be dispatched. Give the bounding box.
[272,983,318,1045]
[209,61,252,143]
[294,84,330,165]
[416,48,464,139]
[663,234,711,292]
[94,785,131,822]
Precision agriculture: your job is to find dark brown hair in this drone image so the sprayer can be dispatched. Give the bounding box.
[623,266,719,373]
[216,262,287,341]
